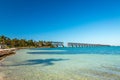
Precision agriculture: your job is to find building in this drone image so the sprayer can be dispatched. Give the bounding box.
[0,44,6,49]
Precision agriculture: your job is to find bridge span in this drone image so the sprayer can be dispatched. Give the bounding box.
[51,42,64,47]
[51,42,110,47]
[67,43,110,47]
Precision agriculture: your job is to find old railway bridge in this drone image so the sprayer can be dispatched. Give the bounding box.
[51,42,110,47]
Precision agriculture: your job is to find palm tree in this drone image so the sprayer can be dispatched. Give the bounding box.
[38,41,44,47]
[27,40,35,47]
[0,35,7,44]
[0,35,55,48]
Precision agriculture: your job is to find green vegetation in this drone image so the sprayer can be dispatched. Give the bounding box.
[0,35,54,48]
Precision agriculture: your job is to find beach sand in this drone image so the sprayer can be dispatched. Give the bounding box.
[0,73,5,80]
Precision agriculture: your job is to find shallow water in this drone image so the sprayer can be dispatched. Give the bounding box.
[0,47,120,80]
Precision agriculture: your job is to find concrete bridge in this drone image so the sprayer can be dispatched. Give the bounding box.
[67,43,110,47]
[51,42,110,47]
[51,42,64,47]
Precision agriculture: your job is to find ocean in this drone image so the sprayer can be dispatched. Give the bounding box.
[0,47,120,80]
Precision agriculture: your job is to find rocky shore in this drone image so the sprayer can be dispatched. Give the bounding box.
[0,48,16,60]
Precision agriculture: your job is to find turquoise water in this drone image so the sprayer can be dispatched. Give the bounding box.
[0,47,120,80]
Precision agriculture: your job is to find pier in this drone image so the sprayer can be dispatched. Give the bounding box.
[68,43,110,47]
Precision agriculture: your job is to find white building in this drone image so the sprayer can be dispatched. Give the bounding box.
[0,44,6,49]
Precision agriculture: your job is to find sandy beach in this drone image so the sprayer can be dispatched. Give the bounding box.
[0,73,5,80]
[0,48,16,80]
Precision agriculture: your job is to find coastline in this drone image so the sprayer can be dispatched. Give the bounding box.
[0,47,49,61]
[0,48,17,80]
[0,47,52,61]
[0,48,16,60]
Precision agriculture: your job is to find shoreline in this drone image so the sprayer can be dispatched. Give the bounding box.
[0,47,53,61]
[0,48,17,80]
[0,48,16,61]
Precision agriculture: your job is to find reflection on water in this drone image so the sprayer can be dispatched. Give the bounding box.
[0,47,120,80]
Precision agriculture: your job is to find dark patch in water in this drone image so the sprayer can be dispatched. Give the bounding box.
[27,51,93,55]
[4,58,69,66]
[27,47,120,55]
[27,51,120,55]
[24,58,69,66]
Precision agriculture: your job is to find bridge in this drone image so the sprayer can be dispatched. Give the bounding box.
[51,42,64,47]
[67,43,110,47]
[50,42,111,47]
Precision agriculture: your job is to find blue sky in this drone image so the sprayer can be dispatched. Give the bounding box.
[0,0,120,45]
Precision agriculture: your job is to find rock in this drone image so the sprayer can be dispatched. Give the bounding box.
[0,48,16,59]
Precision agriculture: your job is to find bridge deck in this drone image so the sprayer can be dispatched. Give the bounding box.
[68,43,110,47]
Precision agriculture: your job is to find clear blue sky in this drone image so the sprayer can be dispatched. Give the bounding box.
[0,0,120,45]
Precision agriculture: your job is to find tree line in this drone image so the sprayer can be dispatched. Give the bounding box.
[0,35,54,48]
